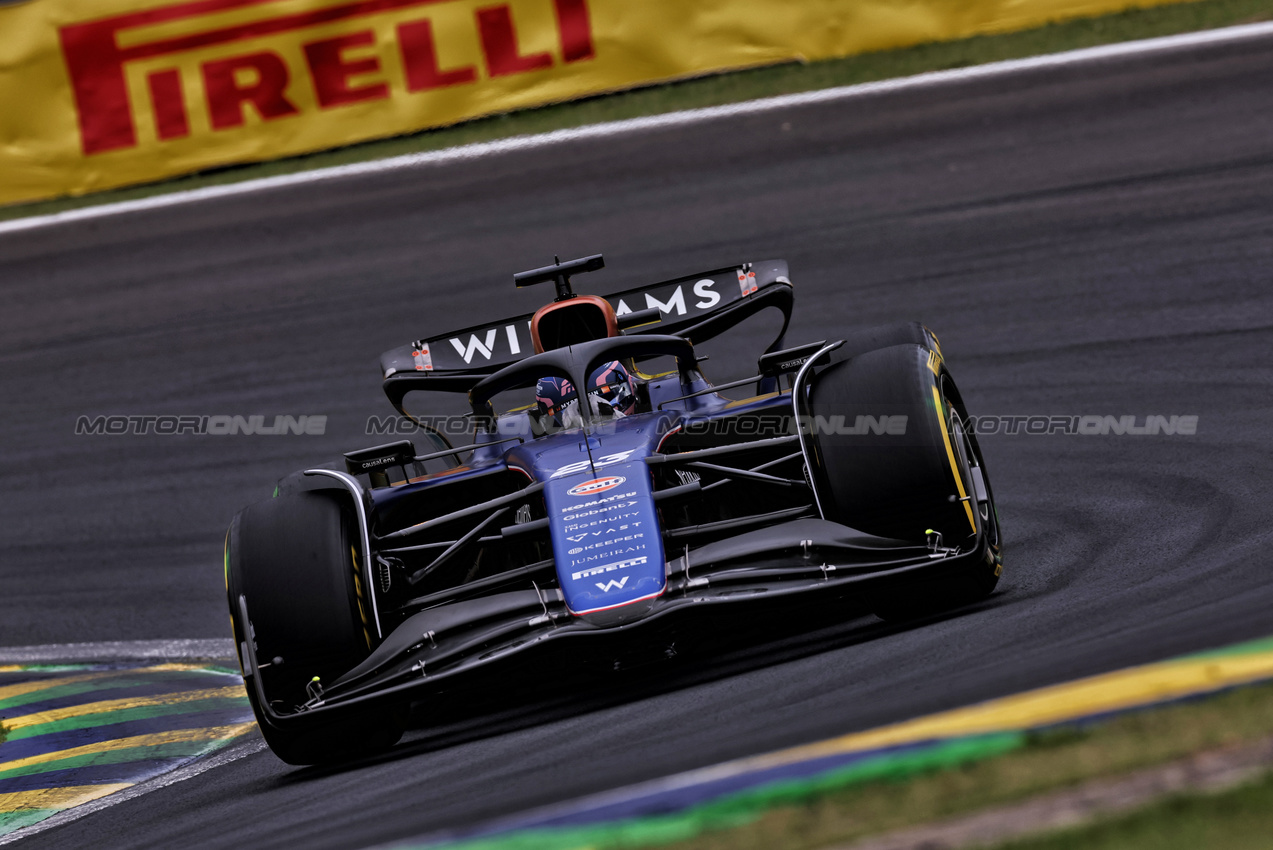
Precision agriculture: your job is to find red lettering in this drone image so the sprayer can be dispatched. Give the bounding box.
[202,52,300,130]
[398,19,477,91]
[59,20,140,154]
[303,30,390,108]
[57,0,450,155]
[58,0,592,154]
[476,4,552,78]
[553,0,593,63]
[148,69,191,140]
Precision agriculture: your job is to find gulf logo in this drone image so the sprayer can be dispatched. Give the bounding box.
[567,475,627,497]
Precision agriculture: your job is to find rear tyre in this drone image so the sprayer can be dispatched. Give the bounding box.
[833,321,943,363]
[804,343,1002,621]
[226,490,405,765]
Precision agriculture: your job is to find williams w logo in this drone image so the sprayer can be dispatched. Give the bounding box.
[449,329,500,363]
[595,576,628,593]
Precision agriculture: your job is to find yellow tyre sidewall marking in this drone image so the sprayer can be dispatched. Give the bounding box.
[932,384,976,533]
[352,546,372,649]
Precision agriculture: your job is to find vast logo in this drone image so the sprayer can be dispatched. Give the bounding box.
[59,0,595,155]
[566,475,625,497]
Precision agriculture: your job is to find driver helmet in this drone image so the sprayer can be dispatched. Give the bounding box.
[589,360,637,416]
[535,361,636,427]
[535,375,577,425]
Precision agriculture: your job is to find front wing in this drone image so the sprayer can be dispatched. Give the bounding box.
[237,516,994,732]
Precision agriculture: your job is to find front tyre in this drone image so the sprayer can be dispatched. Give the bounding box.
[226,490,405,765]
[804,343,1003,620]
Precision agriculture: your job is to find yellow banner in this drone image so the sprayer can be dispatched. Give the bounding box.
[0,0,1178,206]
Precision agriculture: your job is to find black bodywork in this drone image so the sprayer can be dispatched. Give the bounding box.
[228,257,1001,740]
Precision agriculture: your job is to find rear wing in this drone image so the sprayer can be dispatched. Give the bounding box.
[380,259,793,406]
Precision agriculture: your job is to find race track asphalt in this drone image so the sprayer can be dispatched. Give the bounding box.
[2,31,1272,849]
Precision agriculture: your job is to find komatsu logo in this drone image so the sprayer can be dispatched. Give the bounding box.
[567,475,626,497]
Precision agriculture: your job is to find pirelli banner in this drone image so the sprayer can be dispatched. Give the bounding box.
[1,0,1168,206]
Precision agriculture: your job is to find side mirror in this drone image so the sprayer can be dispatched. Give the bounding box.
[345,440,416,488]
[757,340,829,377]
[617,306,662,331]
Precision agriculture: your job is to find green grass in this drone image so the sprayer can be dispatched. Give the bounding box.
[995,770,1273,850]
[5,0,1273,221]
[647,681,1273,850]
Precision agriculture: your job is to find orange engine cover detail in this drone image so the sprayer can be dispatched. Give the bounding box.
[530,295,619,353]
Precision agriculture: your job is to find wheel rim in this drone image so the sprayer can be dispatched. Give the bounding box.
[942,380,999,550]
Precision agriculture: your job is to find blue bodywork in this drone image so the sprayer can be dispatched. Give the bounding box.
[514,417,673,623]
[370,384,779,626]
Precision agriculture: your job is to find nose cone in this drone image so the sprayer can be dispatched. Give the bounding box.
[543,460,666,626]
[575,589,662,627]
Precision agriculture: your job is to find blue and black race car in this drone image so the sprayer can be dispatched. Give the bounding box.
[225,255,1003,764]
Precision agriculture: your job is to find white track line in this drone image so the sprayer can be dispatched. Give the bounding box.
[4,19,1273,237]
[0,639,236,664]
[0,737,267,846]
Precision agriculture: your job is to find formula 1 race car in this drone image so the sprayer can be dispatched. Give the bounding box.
[225,255,1003,764]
